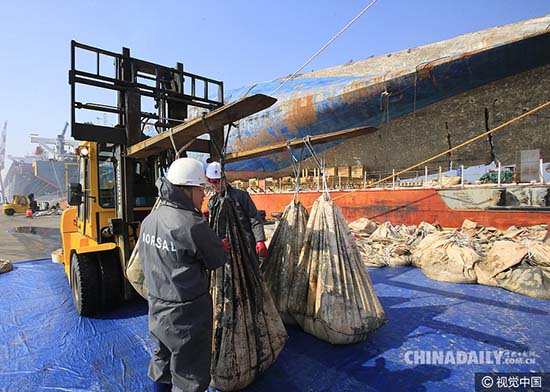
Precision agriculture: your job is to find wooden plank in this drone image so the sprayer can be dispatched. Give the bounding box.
[224,125,378,163]
[126,94,277,158]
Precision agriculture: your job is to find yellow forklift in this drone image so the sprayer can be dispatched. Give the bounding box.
[2,194,30,215]
[60,41,276,316]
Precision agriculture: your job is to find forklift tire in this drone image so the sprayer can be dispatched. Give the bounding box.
[71,252,101,316]
[4,208,14,216]
[97,250,123,310]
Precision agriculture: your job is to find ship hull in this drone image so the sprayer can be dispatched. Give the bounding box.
[224,16,550,177]
[3,160,77,203]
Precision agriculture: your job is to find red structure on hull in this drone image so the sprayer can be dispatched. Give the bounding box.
[250,187,550,230]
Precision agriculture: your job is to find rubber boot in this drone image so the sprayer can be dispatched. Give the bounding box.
[153,381,172,392]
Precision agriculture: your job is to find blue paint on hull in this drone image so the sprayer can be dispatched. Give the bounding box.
[225,32,550,174]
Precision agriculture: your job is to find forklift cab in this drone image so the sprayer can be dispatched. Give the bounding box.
[69,141,157,239]
[95,143,157,209]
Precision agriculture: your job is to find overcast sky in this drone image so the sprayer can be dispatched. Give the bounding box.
[0,0,548,173]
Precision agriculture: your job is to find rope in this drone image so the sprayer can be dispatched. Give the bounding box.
[305,100,550,208]
[177,138,198,157]
[286,141,304,201]
[270,0,378,95]
[303,135,322,170]
[222,123,235,159]
[168,128,178,158]
[303,136,329,197]
[241,82,259,98]
[201,114,225,164]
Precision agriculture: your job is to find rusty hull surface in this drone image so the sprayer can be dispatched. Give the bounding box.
[224,15,550,176]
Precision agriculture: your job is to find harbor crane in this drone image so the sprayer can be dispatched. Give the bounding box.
[29,122,78,161]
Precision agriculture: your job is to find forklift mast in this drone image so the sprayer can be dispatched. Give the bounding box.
[68,41,225,265]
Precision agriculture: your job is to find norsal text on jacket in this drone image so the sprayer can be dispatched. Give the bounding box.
[142,232,177,252]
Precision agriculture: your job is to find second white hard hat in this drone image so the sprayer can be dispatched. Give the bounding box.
[166,158,206,187]
[206,161,222,179]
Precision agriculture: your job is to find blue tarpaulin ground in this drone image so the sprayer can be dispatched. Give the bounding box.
[1,259,548,392]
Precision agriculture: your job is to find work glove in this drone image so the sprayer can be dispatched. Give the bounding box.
[202,210,209,221]
[255,241,268,257]
[221,238,230,253]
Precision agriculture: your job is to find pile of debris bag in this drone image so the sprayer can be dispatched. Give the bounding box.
[349,217,550,300]
[260,198,308,324]
[262,195,386,344]
[0,259,13,274]
[209,197,287,391]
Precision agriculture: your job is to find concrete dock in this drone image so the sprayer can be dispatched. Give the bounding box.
[0,212,61,262]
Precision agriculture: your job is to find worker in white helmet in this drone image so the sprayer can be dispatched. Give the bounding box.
[205,161,268,259]
[139,158,229,392]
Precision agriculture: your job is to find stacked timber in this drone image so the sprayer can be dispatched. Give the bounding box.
[209,197,287,391]
[261,198,309,324]
[288,194,386,344]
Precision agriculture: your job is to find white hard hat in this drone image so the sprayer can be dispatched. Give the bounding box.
[166,158,206,187]
[206,161,222,179]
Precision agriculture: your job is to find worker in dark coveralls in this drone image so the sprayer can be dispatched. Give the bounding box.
[139,158,228,392]
[205,161,268,259]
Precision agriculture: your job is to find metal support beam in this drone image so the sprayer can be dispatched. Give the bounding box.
[224,125,378,163]
[126,94,277,158]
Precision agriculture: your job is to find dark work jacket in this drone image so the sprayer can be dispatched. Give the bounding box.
[208,184,266,247]
[139,177,227,303]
